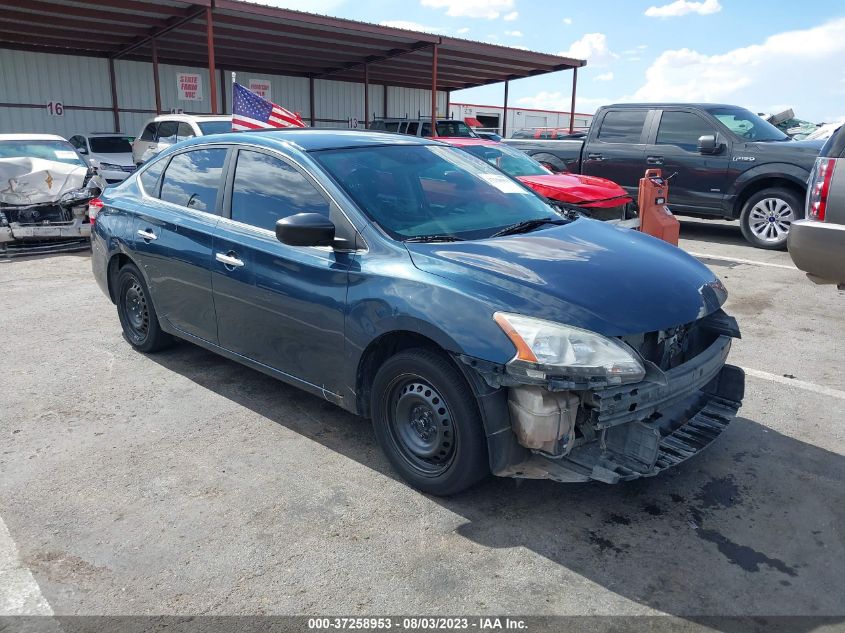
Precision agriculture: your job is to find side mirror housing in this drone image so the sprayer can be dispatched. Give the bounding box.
[697,134,723,154]
[276,213,335,247]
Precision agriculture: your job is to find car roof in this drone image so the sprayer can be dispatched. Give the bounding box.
[603,102,744,110]
[0,133,68,141]
[85,132,134,137]
[152,114,232,123]
[183,128,442,152]
[374,118,464,122]
[441,138,499,147]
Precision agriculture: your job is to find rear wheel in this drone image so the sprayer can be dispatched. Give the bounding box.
[740,187,803,250]
[116,262,172,353]
[370,349,489,495]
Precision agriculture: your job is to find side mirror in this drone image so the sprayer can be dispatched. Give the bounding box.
[276,213,335,247]
[697,134,723,154]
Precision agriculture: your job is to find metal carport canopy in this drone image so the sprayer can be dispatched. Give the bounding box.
[0,0,586,129]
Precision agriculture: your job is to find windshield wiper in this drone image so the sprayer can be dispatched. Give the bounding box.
[403,234,466,243]
[490,218,568,238]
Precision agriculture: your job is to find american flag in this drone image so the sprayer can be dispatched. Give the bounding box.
[231,82,306,131]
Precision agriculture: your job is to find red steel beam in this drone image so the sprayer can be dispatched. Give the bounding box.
[309,75,315,126]
[430,43,438,136]
[206,7,218,114]
[363,63,369,129]
[502,80,509,138]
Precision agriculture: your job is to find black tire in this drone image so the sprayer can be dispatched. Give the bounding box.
[115,262,173,353]
[739,187,804,250]
[370,348,489,496]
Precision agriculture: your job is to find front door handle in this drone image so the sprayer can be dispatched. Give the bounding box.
[647,156,664,165]
[137,229,157,241]
[215,251,245,268]
[587,153,604,161]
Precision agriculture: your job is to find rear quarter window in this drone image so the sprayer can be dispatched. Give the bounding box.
[597,110,648,144]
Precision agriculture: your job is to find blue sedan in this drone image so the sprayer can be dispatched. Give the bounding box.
[91,129,744,495]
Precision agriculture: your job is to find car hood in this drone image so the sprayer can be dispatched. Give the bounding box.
[405,219,727,336]
[516,173,632,208]
[744,138,824,167]
[90,152,134,167]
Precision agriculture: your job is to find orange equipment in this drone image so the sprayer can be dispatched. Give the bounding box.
[638,168,680,246]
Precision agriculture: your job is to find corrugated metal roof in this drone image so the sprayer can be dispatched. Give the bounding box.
[0,0,585,90]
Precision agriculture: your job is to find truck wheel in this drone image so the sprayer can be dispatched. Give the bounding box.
[370,348,489,496]
[740,188,803,250]
[116,263,173,353]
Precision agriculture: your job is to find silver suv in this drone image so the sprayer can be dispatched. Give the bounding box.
[788,124,845,288]
[132,114,231,165]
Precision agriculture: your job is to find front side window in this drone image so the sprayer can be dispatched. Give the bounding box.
[156,121,178,143]
[197,120,233,136]
[435,121,477,138]
[313,144,562,241]
[383,122,400,132]
[706,106,788,142]
[656,111,716,152]
[597,110,648,143]
[159,148,226,212]
[177,123,195,141]
[406,122,419,135]
[230,150,330,232]
[140,123,157,141]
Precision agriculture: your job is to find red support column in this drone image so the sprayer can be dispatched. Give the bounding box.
[108,58,120,132]
[206,6,218,114]
[430,43,438,137]
[220,67,226,113]
[569,67,578,134]
[309,75,315,126]
[152,38,161,114]
[363,63,369,129]
[502,80,509,138]
[383,83,388,118]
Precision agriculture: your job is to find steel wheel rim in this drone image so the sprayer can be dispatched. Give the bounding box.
[123,280,149,342]
[386,375,456,477]
[749,197,794,243]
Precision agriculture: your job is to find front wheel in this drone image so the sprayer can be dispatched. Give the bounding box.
[370,349,489,496]
[740,188,803,250]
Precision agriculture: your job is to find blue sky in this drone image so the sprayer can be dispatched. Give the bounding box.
[260,0,845,122]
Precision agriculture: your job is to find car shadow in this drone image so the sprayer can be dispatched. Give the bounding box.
[677,218,748,249]
[149,341,844,629]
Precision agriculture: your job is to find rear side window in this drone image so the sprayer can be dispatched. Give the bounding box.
[406,122,419,135]
[370,121,386,131]
[384,122,400,132]
[230,150,331,232]
[821,125,845,158]
[177,122,195,141]
[597,110,647,143]
[140,123,157,141]
[656,111,715,152]
[159,148,227,212]
[139,158,166,196]
[156,121,178,143]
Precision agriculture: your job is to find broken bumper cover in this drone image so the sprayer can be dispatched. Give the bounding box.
[494,335,745,484]
[0,219,91,243]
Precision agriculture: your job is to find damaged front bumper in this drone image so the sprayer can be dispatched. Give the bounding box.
[458,313,745,484]
[0,218,91,243]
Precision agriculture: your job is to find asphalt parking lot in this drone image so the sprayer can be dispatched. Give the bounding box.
[1,219,843,627]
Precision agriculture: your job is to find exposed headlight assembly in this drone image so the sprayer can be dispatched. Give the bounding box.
[494,312,645,385]
[98,162,123,171]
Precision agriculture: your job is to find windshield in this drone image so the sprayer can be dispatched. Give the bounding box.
[197,120,233,135]
[0,140,86,166]
[89,136,133,154]
[435,121,477,138]
[707,107,788,142]
[313,145,564,241]
[459,143,549,177]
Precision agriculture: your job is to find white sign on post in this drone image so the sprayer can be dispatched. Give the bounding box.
[177,73,203,101]
[248,79,272,101]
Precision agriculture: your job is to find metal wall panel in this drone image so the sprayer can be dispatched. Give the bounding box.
[386,87,447,119]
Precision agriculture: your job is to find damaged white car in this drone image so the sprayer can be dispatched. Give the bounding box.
[0,134,105,253]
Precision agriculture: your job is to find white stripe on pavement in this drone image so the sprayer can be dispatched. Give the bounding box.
[742,367,845,401]
[0,515,53,615]
[687,251,798,270]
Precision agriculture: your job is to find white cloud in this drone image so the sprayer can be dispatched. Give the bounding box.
[559,33,618,66]
[503,11,519,21]
[645,0,721,18]
[631,17,845,119]
[379,19,446,33]
[421,0,514,19]
[457,27,470,34]
[594,72,614,82]
[505,30,523,37]
[250,0,345,10]
[562,17,573,25]
[512,45,529,51]
[516,91,609,114]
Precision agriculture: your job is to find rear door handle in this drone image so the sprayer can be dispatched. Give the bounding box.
[215,252,245,268]
[137,229,157,241]
[587,153,604,161]
[647,156,664,165]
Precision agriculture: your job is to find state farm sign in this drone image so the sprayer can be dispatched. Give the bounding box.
[177,73,203,101]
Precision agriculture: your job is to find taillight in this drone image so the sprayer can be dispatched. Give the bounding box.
[88,197,104,224]
[807,157,836,221]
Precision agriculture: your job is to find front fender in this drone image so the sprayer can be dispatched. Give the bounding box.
[728,162,810,201]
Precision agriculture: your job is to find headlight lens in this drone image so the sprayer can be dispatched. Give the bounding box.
[494,312,645,384]
[99,162,123,171]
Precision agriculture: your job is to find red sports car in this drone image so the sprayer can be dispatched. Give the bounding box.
[445,138,632,216]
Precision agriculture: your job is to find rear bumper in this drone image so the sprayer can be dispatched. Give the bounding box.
[788,219,845,286]
[490,334,745,484]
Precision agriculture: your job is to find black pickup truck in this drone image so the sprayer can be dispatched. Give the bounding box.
[505,103,824,248]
